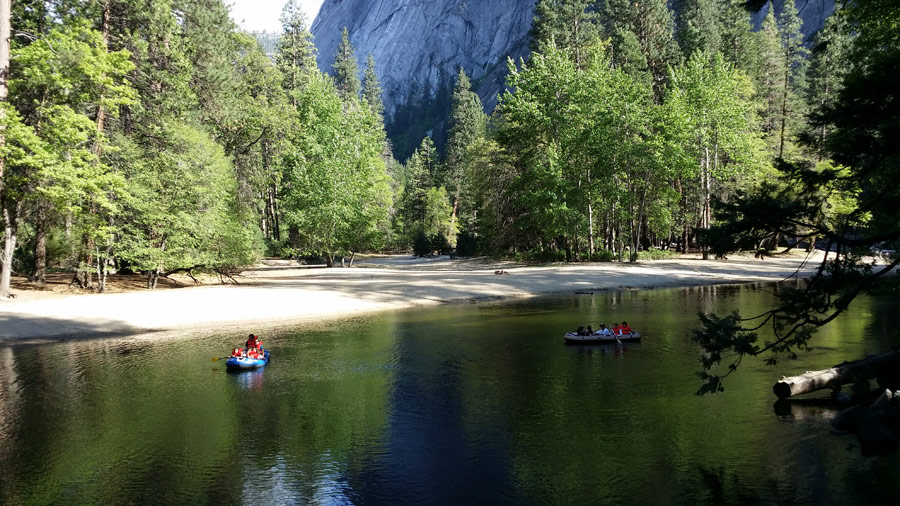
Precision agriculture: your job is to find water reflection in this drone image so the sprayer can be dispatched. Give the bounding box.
[230,368,266,391]
[565,341,639,359]
[0,283,898,504]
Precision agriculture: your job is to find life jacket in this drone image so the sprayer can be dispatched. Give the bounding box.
[612,325,621,335]
[621,324,632,334]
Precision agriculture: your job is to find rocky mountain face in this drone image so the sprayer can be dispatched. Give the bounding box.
[310,0,834,159]
[752,0,836,41]
[312,0,536,120]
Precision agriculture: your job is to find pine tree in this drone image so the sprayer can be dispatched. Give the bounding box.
[362,54,384,117]
[718,0,756,71]
[443,68,486,234]
[753,5,786,152]
[277,0,318,106]
[603,0,680,100]
[673,0,721,59]
[776,0,809,159]
[332,27,361,100]
[398,136,438,239]
[806,8,853,153]
[531,0,602,67]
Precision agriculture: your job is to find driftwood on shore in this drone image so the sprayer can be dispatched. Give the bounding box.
[773,351,900,399]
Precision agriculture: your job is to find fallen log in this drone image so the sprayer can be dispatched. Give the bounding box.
[773,351,900,399]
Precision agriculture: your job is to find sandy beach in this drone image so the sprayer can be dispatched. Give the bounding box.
[0,252,825,344]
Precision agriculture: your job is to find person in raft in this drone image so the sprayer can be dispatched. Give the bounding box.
[620,321,633,335]
[245,334,264,356]
[611,323,622,335]
[586,325,594,335]
[595,324,611,336]
[231,347,244,358]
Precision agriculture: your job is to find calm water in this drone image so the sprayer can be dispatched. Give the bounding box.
[1,283,899,505]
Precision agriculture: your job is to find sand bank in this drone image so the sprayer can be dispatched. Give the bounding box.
[0,253,823,343]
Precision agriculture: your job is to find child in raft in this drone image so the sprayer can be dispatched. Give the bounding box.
[620,321,633,335]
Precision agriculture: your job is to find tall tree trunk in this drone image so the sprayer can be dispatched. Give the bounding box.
[0,0,11,298]
[778,66,789,159]
[271,188,280,242]
[29,202,48,283]
[0,0,7,192]
[71,233,95,290]
[0,201,19,298]
[676,178,688,254]
[632,168,653,263]
[701,146,711,260]
[289,226,300,249]
[259,190,269,239]
[263,139,281,241]
[586,170,594,255]
[450,196,459,248]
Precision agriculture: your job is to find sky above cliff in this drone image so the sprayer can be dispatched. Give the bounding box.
[230,0,324,33]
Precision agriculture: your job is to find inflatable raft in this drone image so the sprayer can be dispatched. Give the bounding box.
[564,332,641,344]
[225,350,270,372]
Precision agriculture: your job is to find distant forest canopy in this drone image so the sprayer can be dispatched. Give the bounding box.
[0,0,894,300]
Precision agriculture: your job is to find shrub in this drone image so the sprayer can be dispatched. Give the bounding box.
[638,247,676,261]
[524,248,566,263]
[430,233,453,255]
[591,249,616,262]
[413,230,432,257]
[456,231,478,257]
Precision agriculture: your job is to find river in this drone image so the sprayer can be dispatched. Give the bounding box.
[1,282,898,505]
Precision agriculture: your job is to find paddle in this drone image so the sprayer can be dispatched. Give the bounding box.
[612,328,621,344]
[211,356,232,362]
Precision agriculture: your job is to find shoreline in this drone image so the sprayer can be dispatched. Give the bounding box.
[0,252,825,344]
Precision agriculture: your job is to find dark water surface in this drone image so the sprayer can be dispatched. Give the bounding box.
[1,283,899,505]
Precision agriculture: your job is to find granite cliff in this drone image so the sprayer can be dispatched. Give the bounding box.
[752,0,836,39]
[311,0,537,120]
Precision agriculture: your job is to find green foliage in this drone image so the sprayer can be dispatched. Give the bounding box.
[281,72,392,260]
[637,248,676,261]
[423,186,456,246]
[692,0,900,393]
[590,250,616,262]
[524,248,567,263]
[112,121,256,274]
